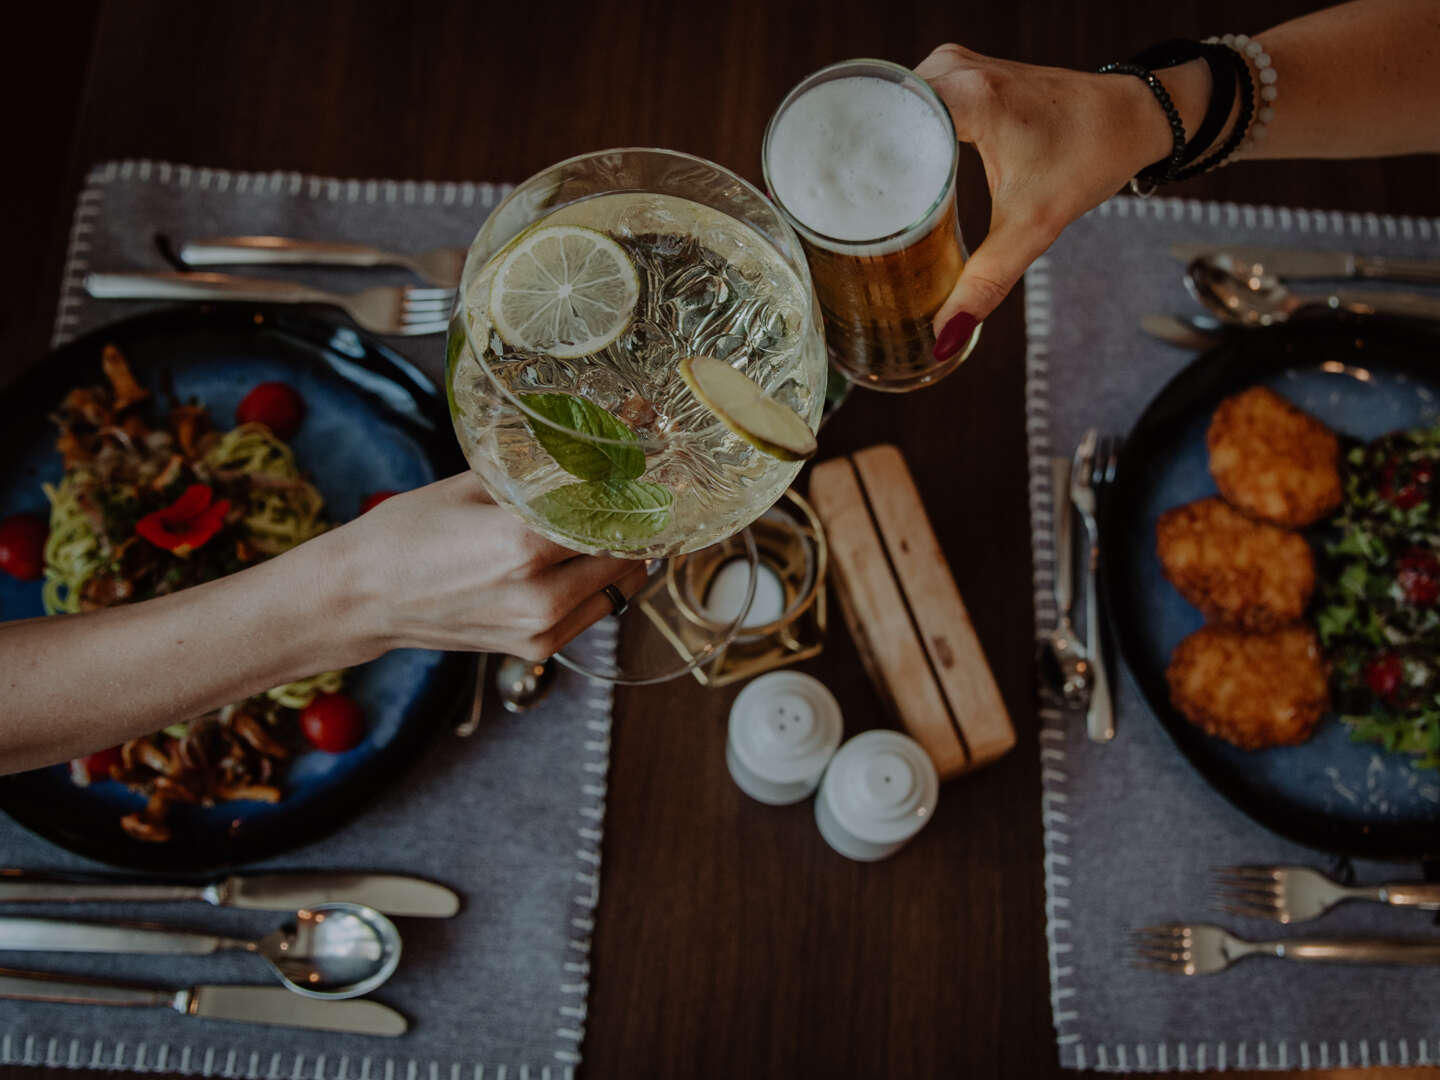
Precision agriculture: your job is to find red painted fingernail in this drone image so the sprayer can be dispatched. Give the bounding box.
[933,311,978,362]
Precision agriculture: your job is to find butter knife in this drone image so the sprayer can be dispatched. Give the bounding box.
[1169,244,1440,284]
[180,236,465,288]
[0,968,406,1035]
[0,870,459,918]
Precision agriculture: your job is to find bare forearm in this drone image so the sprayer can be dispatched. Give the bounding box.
[0,527,379,774]
[1250,0,1440,159]
[0,472,643,775]
[1139,0,1440,172]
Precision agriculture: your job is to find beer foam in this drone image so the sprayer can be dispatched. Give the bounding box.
[767,76,953,243]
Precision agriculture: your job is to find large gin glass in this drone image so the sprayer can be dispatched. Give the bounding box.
[447,149,827,684]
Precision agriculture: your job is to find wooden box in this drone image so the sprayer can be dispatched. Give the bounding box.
[808,444,1015,778]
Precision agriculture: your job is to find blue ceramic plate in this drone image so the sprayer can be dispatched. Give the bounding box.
[1102,317,1440,860]
[0,307,472,873]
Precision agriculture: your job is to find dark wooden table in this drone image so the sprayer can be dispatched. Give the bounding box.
[5,3,1438,1077]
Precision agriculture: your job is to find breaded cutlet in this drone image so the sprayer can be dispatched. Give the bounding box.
[1157,497,1316,631]
[1166,623,1330,750]
[1206,386,1342,528]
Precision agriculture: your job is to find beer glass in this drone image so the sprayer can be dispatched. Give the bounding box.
[763,59,978,392]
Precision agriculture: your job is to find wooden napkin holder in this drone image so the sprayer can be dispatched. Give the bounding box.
[808,444,1015,779]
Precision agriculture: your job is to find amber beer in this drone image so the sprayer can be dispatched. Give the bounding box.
[763,60,976,392]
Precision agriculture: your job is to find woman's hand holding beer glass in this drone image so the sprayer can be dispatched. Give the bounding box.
[762,52,1200,389]
[913,1,1440,359]
[914,45,1204,357]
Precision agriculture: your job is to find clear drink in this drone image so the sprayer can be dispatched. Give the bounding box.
[763,59,977,392]
[449,188,825,560]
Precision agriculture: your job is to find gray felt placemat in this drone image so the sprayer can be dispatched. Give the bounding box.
[1026,194,1440,1073]
[1,160,613,1079]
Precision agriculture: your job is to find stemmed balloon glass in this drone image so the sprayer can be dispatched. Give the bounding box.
[446,148,827,684]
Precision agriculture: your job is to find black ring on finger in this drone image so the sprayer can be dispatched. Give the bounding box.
[602,584,629,617]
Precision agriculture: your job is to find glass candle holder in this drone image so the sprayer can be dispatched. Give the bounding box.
[634,488,828,686]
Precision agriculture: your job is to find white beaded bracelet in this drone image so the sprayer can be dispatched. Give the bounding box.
[1204,32,1277,161]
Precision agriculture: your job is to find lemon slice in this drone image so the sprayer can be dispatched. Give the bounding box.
[679,356,817,462]
[489,225,639,359]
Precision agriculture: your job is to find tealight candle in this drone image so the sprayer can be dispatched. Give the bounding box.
[704,558,787,628]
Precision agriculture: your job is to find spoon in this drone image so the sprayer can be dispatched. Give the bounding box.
[1185,254,1440,327]
[495,654,557,712]
[0,901,402,1000]
[1038,456,1091,708]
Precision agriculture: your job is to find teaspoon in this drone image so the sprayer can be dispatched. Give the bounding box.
[1185,254,1440,327]
[0,901,401,1000]
[496,655,557,712]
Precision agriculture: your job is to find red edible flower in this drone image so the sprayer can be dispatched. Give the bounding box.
[135,483,231,556]
[1396,547,1440,608]
[1364,653,1405,700]
[1380,457,1435,510]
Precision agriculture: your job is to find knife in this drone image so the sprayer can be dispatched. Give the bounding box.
[178,237,465,288]
[0,968,406,1035]
[0,870,459,918]
[1139,312,1228,350]
[1168,244,1440,284]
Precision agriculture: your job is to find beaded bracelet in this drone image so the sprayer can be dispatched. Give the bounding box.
[1096,61,1186,196]
[1126,39,1238,171]
[1207,33,1278,159]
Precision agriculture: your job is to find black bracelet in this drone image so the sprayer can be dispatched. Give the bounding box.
[1097,61,1185,195]
[1174,43,1254,180]
[1128,39,1237,169]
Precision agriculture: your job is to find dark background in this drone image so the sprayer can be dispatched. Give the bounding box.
[4,2,1438,1077]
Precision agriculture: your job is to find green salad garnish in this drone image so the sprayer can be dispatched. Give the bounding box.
[1315,425,1440,767]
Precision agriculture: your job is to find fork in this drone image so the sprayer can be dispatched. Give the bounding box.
[1132,923,1440,974]
[1069,429,1118,742]
[1212,864,1440,923]
[179,237,466,288]
[86,272,454,336]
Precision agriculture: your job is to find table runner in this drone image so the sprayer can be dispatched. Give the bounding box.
[1027,194,1440,1072]
[0,160,614,1079]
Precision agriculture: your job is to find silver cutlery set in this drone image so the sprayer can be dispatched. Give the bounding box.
[1141,244,1440,349]
[1136,863,1440,974]
[1042,431,1118,742]
[0,868,459,1035]
[86,235,465,335]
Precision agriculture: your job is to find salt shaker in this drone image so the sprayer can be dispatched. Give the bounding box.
[814,730,938,861]
[726,671,843,805]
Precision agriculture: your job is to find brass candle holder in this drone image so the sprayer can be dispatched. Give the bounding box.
[634,488,828,687]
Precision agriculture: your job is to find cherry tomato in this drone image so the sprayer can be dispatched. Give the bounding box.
[1396,548,1440,607]
[1365,654,1405,700]
[236,382,306,440]
[0,514,48,581]
[81,746,123,782]
[1381,458,1435,510]
[299,693,366,752]
[358,490,400,515]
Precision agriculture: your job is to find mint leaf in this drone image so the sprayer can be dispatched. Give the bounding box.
[446,316,467,376]
[520,393,645,481]
[533,479,672,549]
